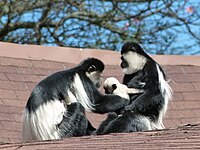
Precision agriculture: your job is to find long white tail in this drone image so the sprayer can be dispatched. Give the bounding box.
[156,64,173,129]
[22,100,65,141]
[156,64,173,102]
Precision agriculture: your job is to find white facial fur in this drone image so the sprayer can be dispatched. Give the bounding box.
[122,51,147,74]
[86,71,102,88]
[103,77,120,93]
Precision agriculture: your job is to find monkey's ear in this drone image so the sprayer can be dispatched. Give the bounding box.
[88,65,96,74]
[112,84,117,90]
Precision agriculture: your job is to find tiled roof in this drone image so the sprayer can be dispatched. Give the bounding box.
[0,42,200,148]
[0,123,200,150]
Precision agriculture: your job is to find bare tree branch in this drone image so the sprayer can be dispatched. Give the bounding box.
[0,0,199,55]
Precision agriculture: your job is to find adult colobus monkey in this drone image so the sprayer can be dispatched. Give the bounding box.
[95,42,172,135]
[22,58,129,141]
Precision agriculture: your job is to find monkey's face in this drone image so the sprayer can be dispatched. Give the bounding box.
[86,65,103,88]
[103,77,118,94]
[103,83,117,94]
[82,58,104,88]
[120,51,146,74]
[120,42,147,74]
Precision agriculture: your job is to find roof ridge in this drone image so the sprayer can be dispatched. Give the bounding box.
[0,42,200,66]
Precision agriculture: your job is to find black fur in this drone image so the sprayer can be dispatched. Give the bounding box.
[57,102,95,137]
[81,77,129,113]
[95,111,149,135]
[95,42,169,134]
[24,57,129,140]
[26,58,128,113]
[26,58,104,112]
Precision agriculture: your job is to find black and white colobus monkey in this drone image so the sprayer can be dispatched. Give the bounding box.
[95,42,172,135]
[22,58,129,141]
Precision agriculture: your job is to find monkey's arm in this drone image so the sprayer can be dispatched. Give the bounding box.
[92,94,130,114]
[125,91,164,116]
[94,112,118,135]
[126,88,143,94]
[127,72,147,88]
[58,102,95,138]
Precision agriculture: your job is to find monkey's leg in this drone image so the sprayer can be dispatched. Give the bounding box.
[94,112,118,135]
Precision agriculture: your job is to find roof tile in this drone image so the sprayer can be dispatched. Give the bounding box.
[182,92,200,100]
[165,110,178,119]
[163,119,182,128]
[192,83,200,91]
[171,101,200,110]
[31,60,64,69]
[194,110,200,118]
[0,137,10,144]
[170,82,195,92]
[25,82,37,91]
[0,73,8,81]
[171,74,200,83]
[175,110,196,119]
[0,80,27,91]
[172,92,184,101]
[1,124,200,149]
[163,65,184,74]
[0,89,17,99]
[0,66,18,74]
[0,122,3,130]
[180,118,200,125]
[17,67,51,76]
[12,114,23,123]
[182,66,200,73]
[1,121,22,132]
[6,73,40,82]
[2,99,27,107]
[0,99,3,105]
[7,106,24,115]
[0,57,32,67]
[0,105,11,114]
[0,113,14,121]
[0,130,21,139]
[15,90,30,100]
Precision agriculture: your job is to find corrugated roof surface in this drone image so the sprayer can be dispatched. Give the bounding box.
[0,42,200,149]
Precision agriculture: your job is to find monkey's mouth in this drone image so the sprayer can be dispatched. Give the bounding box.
[96,81,102,88]
[103,87,114,94]
[104,89,110,94]
[120,61,128,69]
[96,76,104,88]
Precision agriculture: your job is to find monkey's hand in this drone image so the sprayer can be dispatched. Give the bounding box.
[125,105,133,111]
[126,88,143,94]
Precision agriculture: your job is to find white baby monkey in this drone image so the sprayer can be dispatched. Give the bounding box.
[103,77,143,100]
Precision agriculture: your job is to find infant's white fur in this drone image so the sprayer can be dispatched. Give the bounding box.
[103,77,143,100]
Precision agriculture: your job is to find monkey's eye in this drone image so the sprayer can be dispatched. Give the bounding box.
[130,46,136,51]
[112,84,117,90]
[88,65,96,73]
